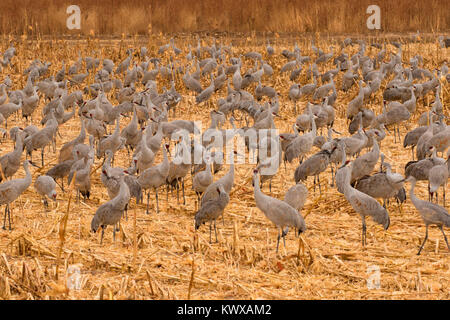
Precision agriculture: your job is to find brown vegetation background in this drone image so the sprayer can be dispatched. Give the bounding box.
[0,0,448,36]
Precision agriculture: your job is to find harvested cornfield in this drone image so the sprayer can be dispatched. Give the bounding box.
[0,33,448,301]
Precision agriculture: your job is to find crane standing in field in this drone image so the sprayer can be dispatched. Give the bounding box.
[253,169,306,253]
[194,184,230,243]
[341,161,390,245]
[0,161,33,230]
[407,176,450,255]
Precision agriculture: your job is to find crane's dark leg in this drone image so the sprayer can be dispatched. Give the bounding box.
[330,165,334,187]
[155,189,159,214]
[362,217,367,246]
[209,221,212,244]
[176,180,180,204]
[439,226,449,251]
[2,205,7,230]
[113,225,116,243]
[443,185,446,208]
[276,228,281,253]
[318,174,321,194]
[146,191,150,215]
[417,225,429,255]
[100,226,105,245]
[214,219,217,243]
[182,178,186,205]
[282,227,287,248]
[41,147,44,167]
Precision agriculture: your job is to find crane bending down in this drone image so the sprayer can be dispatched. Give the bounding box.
[253,169,306,252]
[341,161,390,246]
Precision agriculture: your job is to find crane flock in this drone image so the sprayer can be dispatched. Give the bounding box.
[0,35,448,257]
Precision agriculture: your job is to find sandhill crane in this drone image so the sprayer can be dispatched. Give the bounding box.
[403,125,429,160]
[407,176,450,255]
[341,161,390,245]
[253,169,306,253]
[377,100,411,143]
[166,140,191,204]
[97,116,125,160]
[350,131,380,183]
[355,162,405,208]
[416,119,434,160]
[193,155,214,202]
[138,144,170,214]
[428,156,448,206]
[120,107,143,153]
[266,40,274,56]
[200,151,241,213]
[0,161,32,230]
[71,157,93,202]
[313,77,335,101]
[34,175,57,209]
[284,107,316,164]
[58,120,86,163]
[0,99,22,128]
[284,182,308,213]
[288,84,301,114]
[91,175,131,244]
[340,127,368,158]
[427,127,450,155]
[134,128,155,173]
[294,145,335,192]
[24,110,58,166]
[0,131,24,182]
[195,184,230,243]
[346,81,364,120]
[195,75,215,105]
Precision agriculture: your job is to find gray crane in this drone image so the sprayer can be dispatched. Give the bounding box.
[97,116,125,160]
[195,184,230,243]
[193,156,214,202]
[0,161,32,230]
[120,107,143,153]
[341,161,390,245]
[0,131,24,182]
[58,119,86,163]
[24,109,58,166]
[137,144,170,214]
[253,169,306,253]
[34,175,57,209]
[428,157,448,206]
[284,182,308,212]
[294,146,335,192]
[166,140,191,205]
[355,162,405,208]
[284,106,316,163]
[201,151,240,206]
[91,175,131,244]
[350,131,380,184]
[407,176,450,255]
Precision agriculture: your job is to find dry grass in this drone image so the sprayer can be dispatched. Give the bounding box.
[0,0,448,35]
[0,33,449,300]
